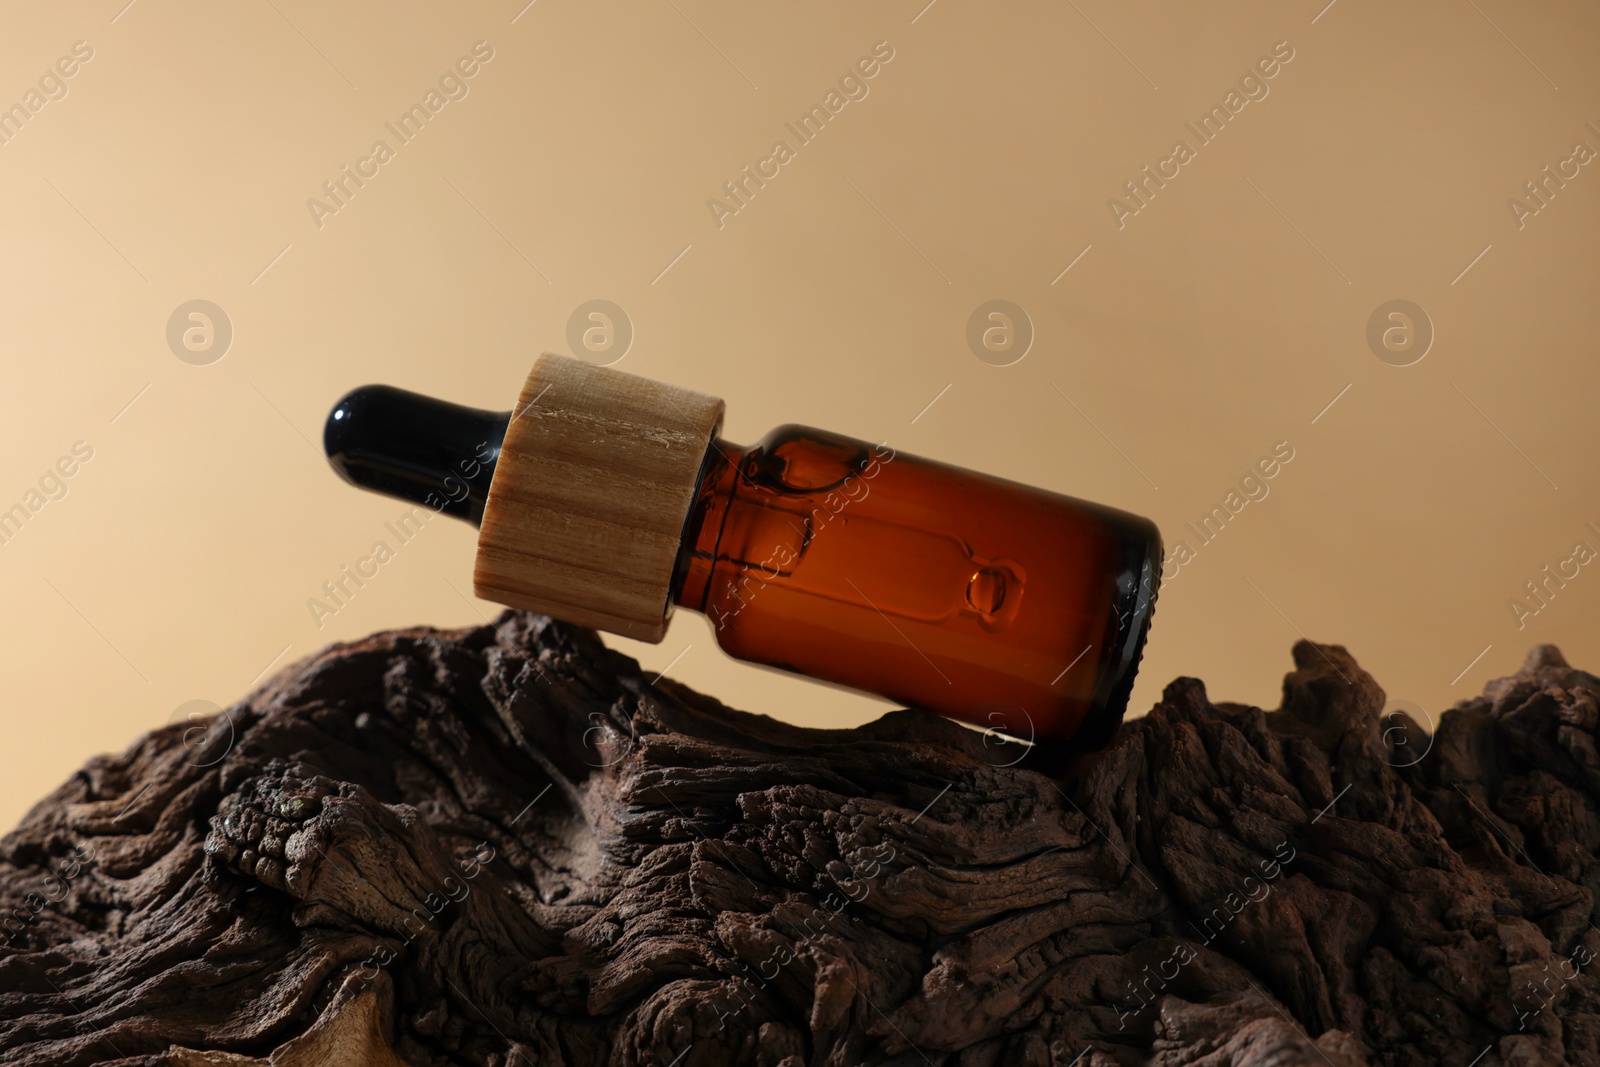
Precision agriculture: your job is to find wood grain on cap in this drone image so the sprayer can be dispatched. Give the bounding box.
[473,354,724,642]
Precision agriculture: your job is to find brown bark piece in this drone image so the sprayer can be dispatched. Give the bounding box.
[0,613,1595,1066]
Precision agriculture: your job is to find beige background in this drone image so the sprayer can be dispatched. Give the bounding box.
[1,0,1596,831]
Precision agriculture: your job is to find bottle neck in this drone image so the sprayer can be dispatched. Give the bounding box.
[671,438,743,613]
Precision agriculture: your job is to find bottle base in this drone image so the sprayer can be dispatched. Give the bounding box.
[1073,518,1163,752]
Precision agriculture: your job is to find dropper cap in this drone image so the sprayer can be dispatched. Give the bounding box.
[323,355,724,644]
[324,385,510,525]
[473,355,724,643]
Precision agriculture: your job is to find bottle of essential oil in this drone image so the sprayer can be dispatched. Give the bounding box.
[325,355,1160,749]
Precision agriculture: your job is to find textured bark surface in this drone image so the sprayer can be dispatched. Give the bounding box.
[1,612,1597,1067]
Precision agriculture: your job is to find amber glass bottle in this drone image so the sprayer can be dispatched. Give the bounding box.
[325,355,1160,749]
[673,426,1158,745]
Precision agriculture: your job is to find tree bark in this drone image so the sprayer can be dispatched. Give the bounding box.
[0,612,1595,1067]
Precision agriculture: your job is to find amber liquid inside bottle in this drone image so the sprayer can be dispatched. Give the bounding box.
[672,426,1161,744]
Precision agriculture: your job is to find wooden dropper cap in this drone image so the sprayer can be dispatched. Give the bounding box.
[473,354,725,642]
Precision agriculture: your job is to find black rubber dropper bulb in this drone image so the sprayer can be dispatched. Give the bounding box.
[323,385,511,525]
